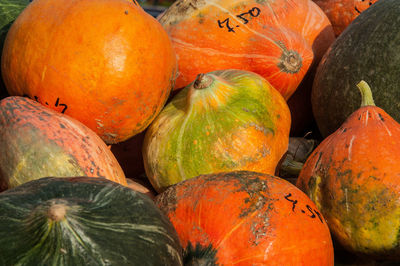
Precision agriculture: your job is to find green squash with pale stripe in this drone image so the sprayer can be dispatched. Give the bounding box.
[0,176,183,265]
[143,69,291,192]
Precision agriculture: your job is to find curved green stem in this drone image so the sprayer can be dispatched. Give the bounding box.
[356,80,375,107]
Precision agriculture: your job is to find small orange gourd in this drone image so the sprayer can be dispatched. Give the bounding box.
[297,81,400,258]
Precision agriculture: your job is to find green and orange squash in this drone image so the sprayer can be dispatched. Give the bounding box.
[1,0,177,144]
[298,81,400,259]
[0,96,126,191]
[312,0,400,137]
[0,176,183,265]
[143,69,291,192]
[155,171,334,265]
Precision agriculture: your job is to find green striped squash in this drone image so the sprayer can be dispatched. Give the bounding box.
[0,177,183,265]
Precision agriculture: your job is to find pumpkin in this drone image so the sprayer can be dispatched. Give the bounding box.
[284,0,335,136]
[143,69,291,192]
[155,171,334,265]
[158,0,318,100]
[311,0,400,137]
[1,0,177,144]
[313,0,378,36]
[0,96,127,191]
[0,176,183,265]
[297,81,400,259]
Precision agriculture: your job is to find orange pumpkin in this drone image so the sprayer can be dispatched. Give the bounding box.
[156,171,334,265]
[313,0,378,36]
[297,81,400,258]
[158,0,318,100]
[1,0,177,144]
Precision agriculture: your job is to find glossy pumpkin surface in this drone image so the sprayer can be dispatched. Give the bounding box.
[155,171,334,265]
[0,96,126,191]
[298,81,400,258]
[313,0,378,36]
[158,0,320,100]
[0,176,183,265]
[1,0,177,144]
[143,69,290,192]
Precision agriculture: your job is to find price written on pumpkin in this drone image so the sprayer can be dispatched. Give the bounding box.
[217,7,261,33]
[354,0,375,14]
[24,95,68,114]
[284,193,324,224]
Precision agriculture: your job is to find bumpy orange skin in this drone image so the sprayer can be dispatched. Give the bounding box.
[159,0,319,100]
[0,96,127,191]
[297,105,400,258]
[313,0,378,36]
[1,0,177,144]
[156,171,334,265]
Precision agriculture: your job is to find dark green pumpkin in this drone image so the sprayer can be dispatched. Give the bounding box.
[0,177,183,265]
[312,0,400,137]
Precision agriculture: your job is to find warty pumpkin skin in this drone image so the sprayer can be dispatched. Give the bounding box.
[0,96,127,191]
[0,176,183,265]
[297,81,400,259]
[143,69,291,192]
[158,0,317,100]
[155,171,334,265]
[1,0,177,144]
[313,0,378,36]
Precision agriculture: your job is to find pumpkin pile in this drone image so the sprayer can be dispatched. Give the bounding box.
[0,0,400,264]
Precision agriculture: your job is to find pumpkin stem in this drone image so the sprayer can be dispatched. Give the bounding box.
[279,156,304,177]
[357,80,375,107]
[184,243,218,266]
[193,73,213,90]
[47,203,67,222]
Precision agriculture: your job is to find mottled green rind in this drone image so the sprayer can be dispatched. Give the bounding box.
[312,0,400,137]
[0,177,183,266]
[144,70,283,192]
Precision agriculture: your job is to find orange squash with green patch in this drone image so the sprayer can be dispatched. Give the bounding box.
[0,96,127,191]
[143,69,290,192]
[297,81,400,259]
[155,171,334,265]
